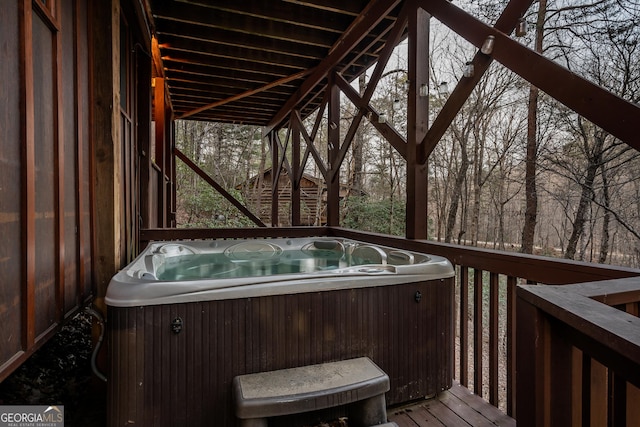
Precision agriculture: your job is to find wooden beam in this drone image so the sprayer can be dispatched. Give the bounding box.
[155,18,332,61]
[153,2,341,48]
[152,36,164,78]
[177,70,310,119]
[172,0,366,34]
[328,4,409,182]
[419,0,536,161]
[174,148,266,227]
[293,110,328,181]
[158,35,316,70]
[335,74,407,159]
[292,103,327,185]
[271,130,293,201]
[266,0,403,132]
[420,0,640,149]
[330,227,640,285]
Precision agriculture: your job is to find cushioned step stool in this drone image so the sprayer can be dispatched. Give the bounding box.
[232,357,391,427]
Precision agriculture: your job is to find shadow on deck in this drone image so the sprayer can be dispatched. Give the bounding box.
[389,382,515,427]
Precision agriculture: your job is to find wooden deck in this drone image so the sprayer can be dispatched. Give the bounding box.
[388,382,516,427]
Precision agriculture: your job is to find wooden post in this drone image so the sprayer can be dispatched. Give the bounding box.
[291,116,301,226]
[19,0,36,348]
[153,77,166,227]
[90,0,122,305]
[164,106,173,227]
[326,72,340,226]
[170,120,177,227]
[270,130,280,227]
[549,319,574,425]
[406,2,429,239]
[516,287,550,427]
[138,70,152,231]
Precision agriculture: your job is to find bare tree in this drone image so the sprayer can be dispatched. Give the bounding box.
[540,0,640,261]
[520,0,547,254]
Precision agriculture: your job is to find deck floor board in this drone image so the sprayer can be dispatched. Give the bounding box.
[388,382,516,427]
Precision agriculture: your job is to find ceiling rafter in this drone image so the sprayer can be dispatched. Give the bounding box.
[160,56,301,79]
[281,0,367,16]
[153,4,338,47]
[178,69,311,120]
[155,20,329,60]
[158,35,316,70]
[149,0,403,124]
[176,0,358,34]
[266,0,403,132]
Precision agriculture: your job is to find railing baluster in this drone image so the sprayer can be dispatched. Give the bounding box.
[610,371,627,426]
[592,359,608,426]
[459,266,469,387]
[506,275,517,417]
[581,355,592,426]
[626,302,639,317]
[489,272,499,406]
[629,383,640,422]
[474,268,483,397]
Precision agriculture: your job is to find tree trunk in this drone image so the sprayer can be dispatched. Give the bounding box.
[598,162,611,263]
[445,137,469,243]
[521,0,546,254]
[471,127,485,246]
[564,162,598,259]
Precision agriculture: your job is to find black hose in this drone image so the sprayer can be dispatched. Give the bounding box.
[85,306,107,382]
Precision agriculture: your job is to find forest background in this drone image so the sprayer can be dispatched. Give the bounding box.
[172,0,640,268]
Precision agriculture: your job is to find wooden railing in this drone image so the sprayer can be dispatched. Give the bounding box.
[517,277,640,426]
[139,226,640,421]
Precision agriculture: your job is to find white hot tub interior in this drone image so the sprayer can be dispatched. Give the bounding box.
[106,238,454,306]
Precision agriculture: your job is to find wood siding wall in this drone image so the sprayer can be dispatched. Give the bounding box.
[108,278,454,427]
[90,0,152,307]
[0,0,93,381]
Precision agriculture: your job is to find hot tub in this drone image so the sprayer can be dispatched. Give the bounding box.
[106,237,455,427]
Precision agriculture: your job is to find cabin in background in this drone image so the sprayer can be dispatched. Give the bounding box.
[2,1,640,426]
[238,168,357,226]
[239,168,325,226]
